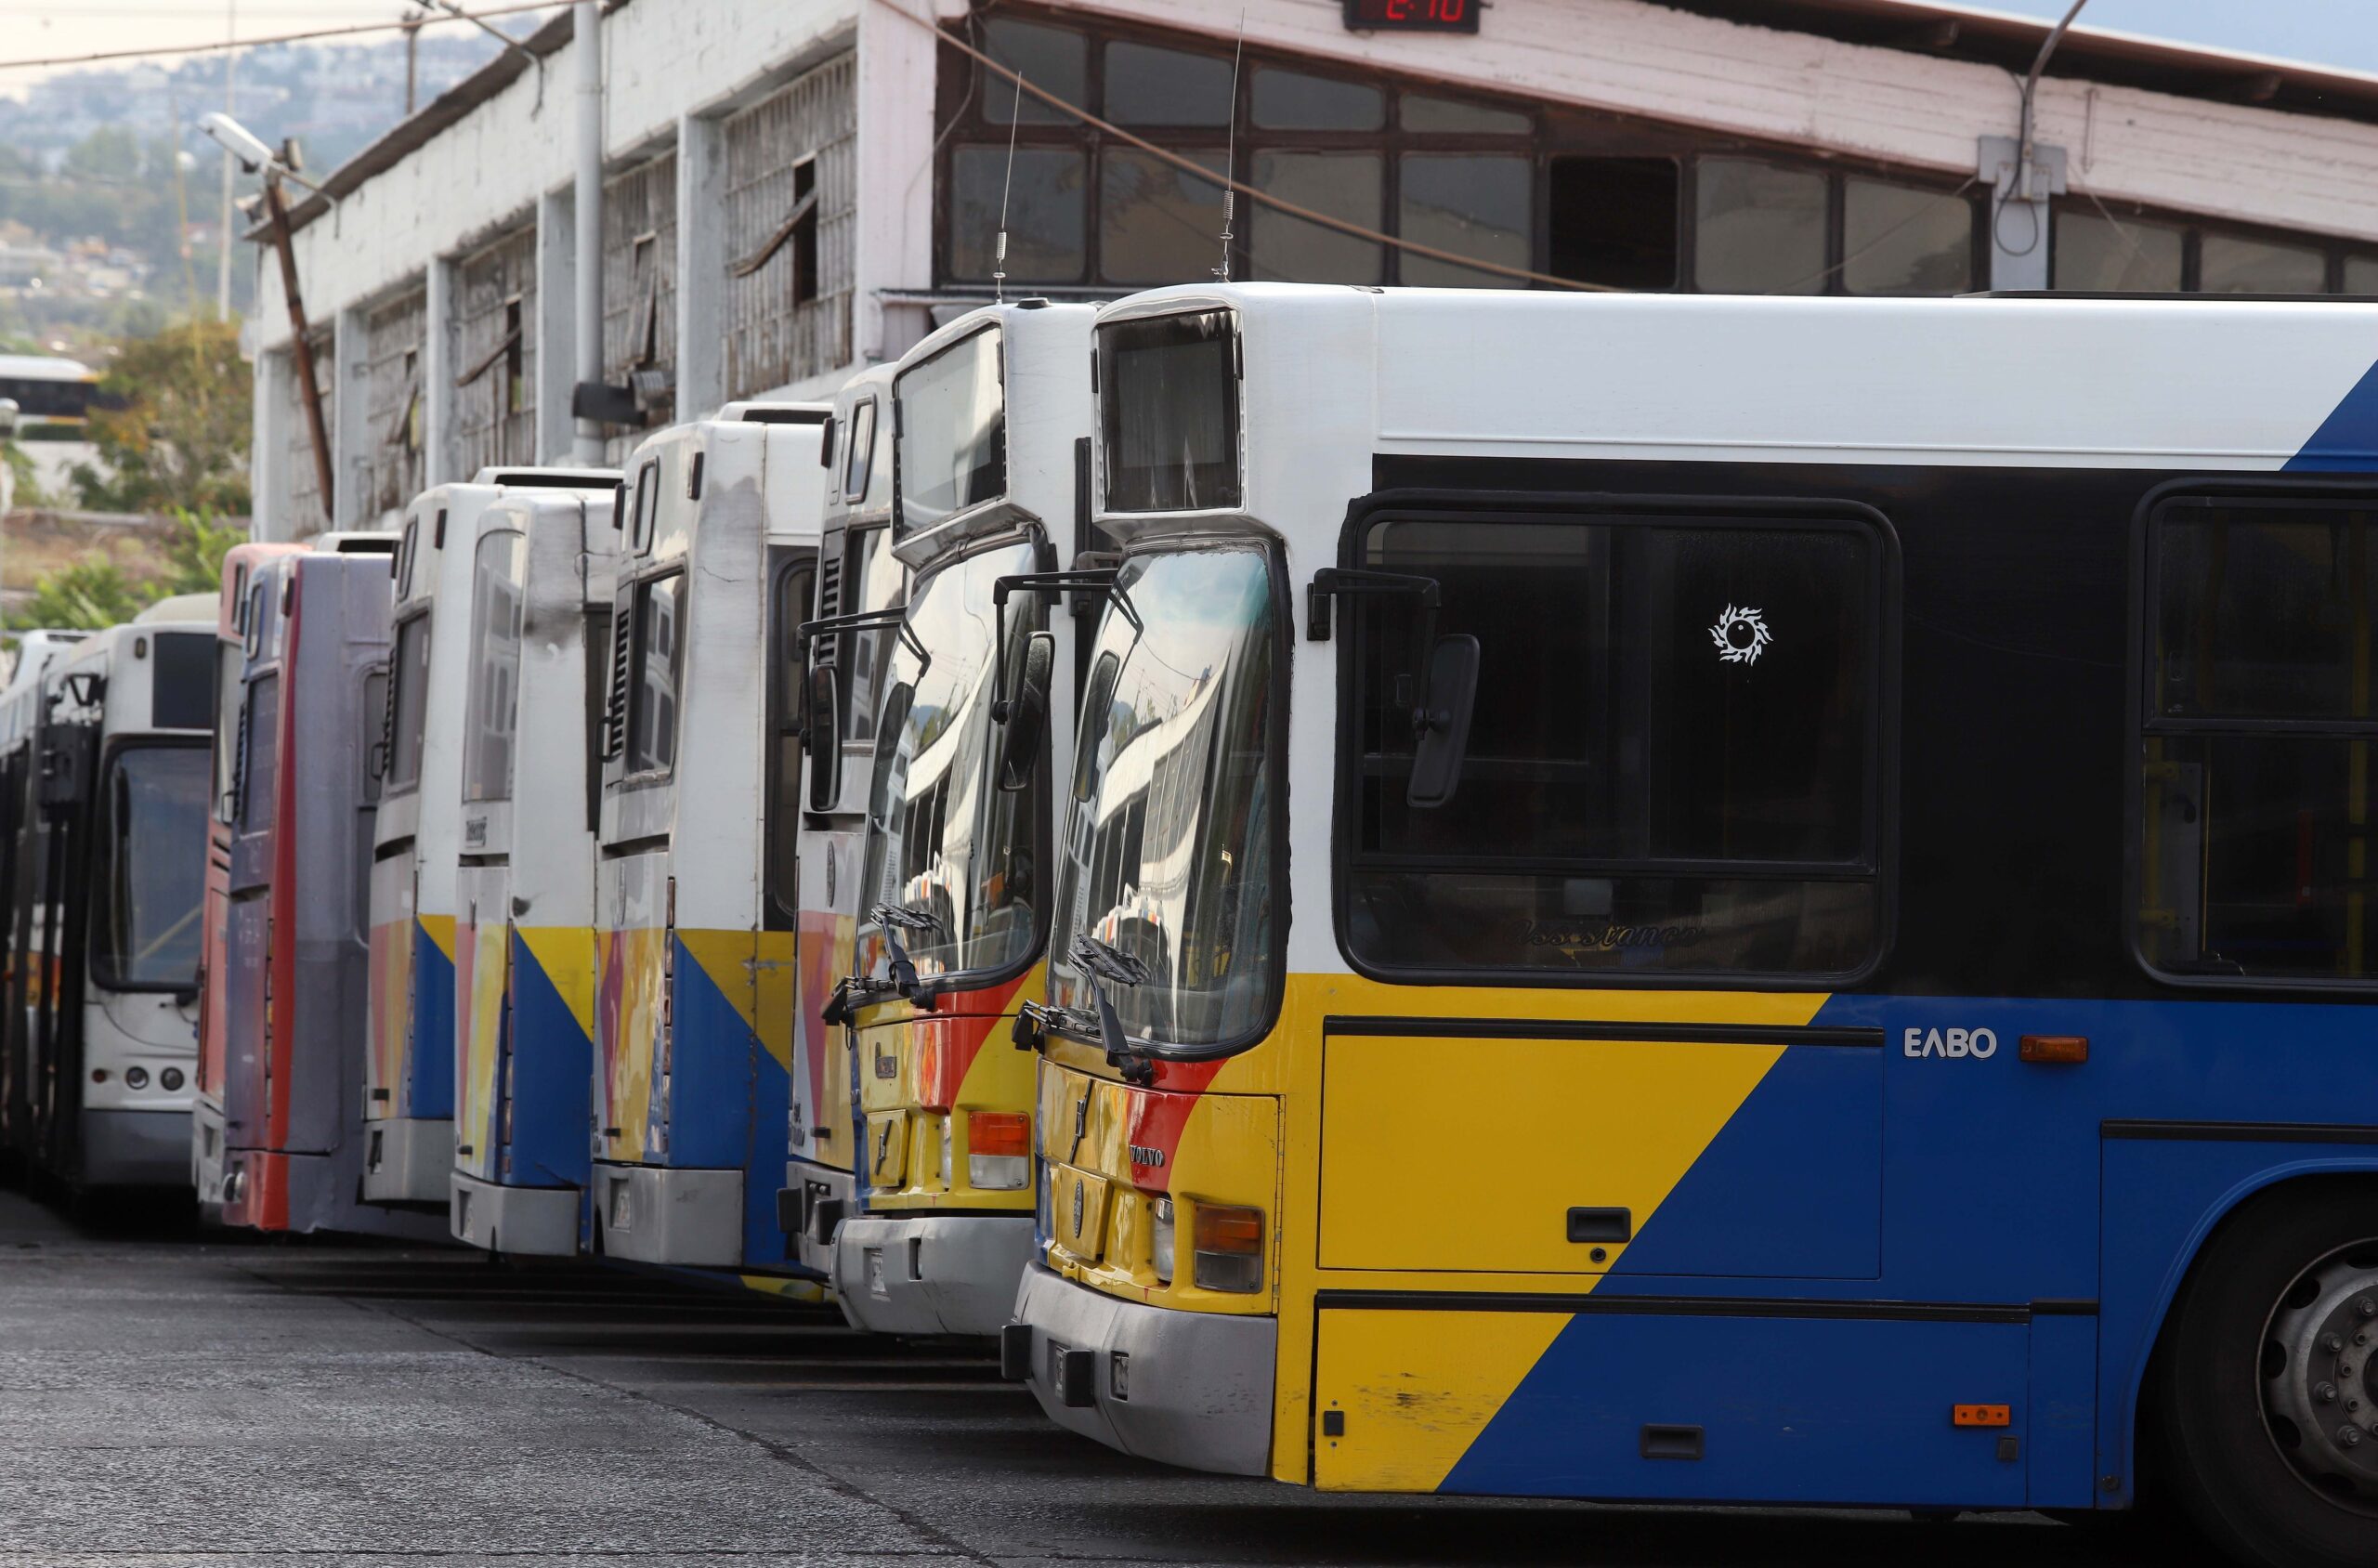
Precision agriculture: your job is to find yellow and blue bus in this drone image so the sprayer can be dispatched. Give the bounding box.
[1007,283,2378,1568]
[0,354,102,430]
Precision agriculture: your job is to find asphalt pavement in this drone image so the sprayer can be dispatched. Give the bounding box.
[0,1186,2179,1567]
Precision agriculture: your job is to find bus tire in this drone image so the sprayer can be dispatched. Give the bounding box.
[2153,1180,2378,1568]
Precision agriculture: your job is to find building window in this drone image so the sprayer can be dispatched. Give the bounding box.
[452,226,536,473]
[1548,157,1679,290]
[1249,150,1381,284]
[1101,150,1226,284]
[1693,159,1826,294]
[282,327,333,529]
[602,150,677,461]
[1252,67,1384,132]
[363,287,426,517]
[2052,208,2183,292]
[1841,176,1975,296]
[949,146,1088,282]
[1401,153,1530,288]
[2200,231,2327,294]
[1105,41,1234,125]
[723,52,856,399]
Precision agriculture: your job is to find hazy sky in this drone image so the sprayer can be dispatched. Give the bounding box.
[0,0,2369,80]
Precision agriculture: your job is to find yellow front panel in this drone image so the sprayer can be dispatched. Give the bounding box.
[1045,1161,1111,1261]
[1312,1308,1572,1493]
[1319,1032,1784,1274]
[866,1108,908,1186]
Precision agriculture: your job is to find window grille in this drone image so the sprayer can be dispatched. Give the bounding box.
[603,152,678,463]
[451,225,538,474]
[283,328,334,533]
[723,53,856,399]
[363,287,427,517]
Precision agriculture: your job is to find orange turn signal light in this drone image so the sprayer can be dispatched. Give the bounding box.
[1953,1404,2012,1428]
[967,1111,1031,1157]
[1194,1203,1263,1255]
[2019,1034,2088,1065]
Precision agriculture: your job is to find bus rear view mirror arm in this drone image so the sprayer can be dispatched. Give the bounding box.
[1406,634,1481,811]
[992,632,1053,793]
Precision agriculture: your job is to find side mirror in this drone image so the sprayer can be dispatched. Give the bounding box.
[995,631,1053,794]
[1405,634,1480,810]
[804,663,841,801]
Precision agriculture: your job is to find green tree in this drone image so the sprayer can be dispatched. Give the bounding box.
[2,439,46,509]
[159,507,241,595]
[72,318,251,516]
[7,561,149,631]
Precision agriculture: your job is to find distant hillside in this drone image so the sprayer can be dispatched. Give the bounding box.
[0,15,555,348]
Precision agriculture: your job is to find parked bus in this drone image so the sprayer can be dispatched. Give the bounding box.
[0,604,215,1190]
[781,363,901,1279]
[1006,284,2378,1568]
[366,468,617,1208]
[591,407,822,1279]
[196,544,443,1235]
[816,301,1094,1335]
[450,488,620,1255]
[0,354,103,430]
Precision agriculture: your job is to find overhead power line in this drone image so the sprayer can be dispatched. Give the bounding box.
[0,1,555,72]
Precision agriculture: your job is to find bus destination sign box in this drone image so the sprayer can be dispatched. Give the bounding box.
[1342,0,1478,34]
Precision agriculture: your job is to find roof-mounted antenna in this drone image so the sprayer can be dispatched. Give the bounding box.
[1214,12,1246,282]
[993,65,1026,305]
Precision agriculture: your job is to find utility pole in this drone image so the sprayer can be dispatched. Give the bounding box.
[403,13,422,114]
[214,0,236,320]
[264,175,334,527]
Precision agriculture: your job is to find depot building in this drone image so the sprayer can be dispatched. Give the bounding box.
[244,0,2378,540]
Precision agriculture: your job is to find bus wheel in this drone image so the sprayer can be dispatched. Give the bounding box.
[2157,1182,2378,1568]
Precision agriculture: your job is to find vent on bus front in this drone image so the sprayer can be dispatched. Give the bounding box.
[814,553,843,669]
[601,602,633,761]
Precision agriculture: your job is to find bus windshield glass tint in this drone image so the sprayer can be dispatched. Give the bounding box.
[895,327,1004,537]
[1345,513,1881,979]
[1100,310,1238,513]
[858,540,1044,984]
[2141,498,2378,984]
[386,612,432,792]
[1050,546,1276,1048]
[97,745,209,988]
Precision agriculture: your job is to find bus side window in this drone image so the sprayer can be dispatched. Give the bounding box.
[1338,508,1887,983]
[623,572,685,777]
[2137,496,2378,987]
[764,553,817,927]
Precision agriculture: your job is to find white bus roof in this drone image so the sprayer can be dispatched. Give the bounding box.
[0,355,96,382]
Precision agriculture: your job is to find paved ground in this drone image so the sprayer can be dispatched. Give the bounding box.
[0,1187,2183,1567]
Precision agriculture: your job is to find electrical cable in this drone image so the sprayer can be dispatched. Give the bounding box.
[0,1,555,72]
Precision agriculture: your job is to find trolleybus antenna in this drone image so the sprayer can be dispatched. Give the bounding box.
[992,64,1026,304]
[1215,12,1246,282]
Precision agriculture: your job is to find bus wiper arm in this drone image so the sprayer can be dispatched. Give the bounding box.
[1068,935,1156,1085]
[1070,933,1153,988]
[866,902,944,1006]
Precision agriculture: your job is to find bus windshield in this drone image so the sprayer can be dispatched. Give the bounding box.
[858,538,1043,985]
[95,745,209,989]
[1049,546,1276,1052]
[895,326,1004,538]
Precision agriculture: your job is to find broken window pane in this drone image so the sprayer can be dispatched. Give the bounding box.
[1694,158,1825,294]
[1842,177,1972,295]
[1252,67,1383,131]
[2345,255,2378,294]
[1549,157,1678,290]
[1105,41,1233,125]
[2200,232,2327,294]
[1402,93,1531,135]
[1249,150,1381,284]
[1399,153,1530,288]
[2052,208,2182,291]
[980,18,1086,126]
[948,146,1086,282]
[1102,150,1228,284]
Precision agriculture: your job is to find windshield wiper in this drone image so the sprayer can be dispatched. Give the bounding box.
[821,904,942,1025]
[1013,934,1156,1084]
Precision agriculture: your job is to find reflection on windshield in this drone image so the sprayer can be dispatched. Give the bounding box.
[1051,547,1274,1050]
[858,540,1043,983]
[98,746,208,987]
[896,327,1005,537]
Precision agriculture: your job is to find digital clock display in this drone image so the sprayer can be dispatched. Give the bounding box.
[1343,0,1479,33]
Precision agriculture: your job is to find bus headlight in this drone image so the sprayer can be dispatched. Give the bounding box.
[124,1066,150,1091]
[161,1067,184,1091]
[1152,1196,1175,1285]
[966,1111,1029,1190]
[1192,1202,1262,1293]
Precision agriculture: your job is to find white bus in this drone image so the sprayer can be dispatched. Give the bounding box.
[781,362,902,1279]
[821,299,1095,1336]
[0,605,216,1190]
[592,406,823,1275]
[365,467,618,1207]
[451,487,621,1255]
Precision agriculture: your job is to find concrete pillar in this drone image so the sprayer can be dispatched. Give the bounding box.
[252,350,291,542]
[855,0,939,365]
[1979,134,2067,293]
[537,189,581,464]
[675,111,726,419]
[333,305,372,527]
[424,257,456,489]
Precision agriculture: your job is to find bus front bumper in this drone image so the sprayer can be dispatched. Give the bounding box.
[360,1116,451,1205]
[80,1108,189,1189]
[451,1170,581,1256]
[1008,1261,1275,1476]
[831,1213,1033,1338]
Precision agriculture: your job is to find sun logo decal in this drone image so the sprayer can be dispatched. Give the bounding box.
[1710,605,1771,665]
